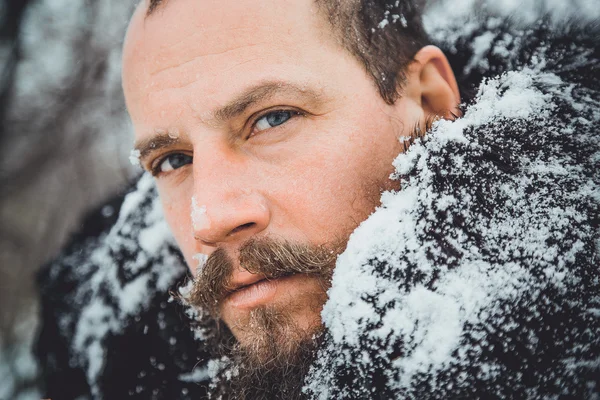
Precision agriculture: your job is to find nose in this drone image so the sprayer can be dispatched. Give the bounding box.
[191,182,271,247]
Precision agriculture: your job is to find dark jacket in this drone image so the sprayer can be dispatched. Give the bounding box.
[37,178,211,399]
[37,3,599,399]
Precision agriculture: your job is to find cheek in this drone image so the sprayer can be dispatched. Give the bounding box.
[271,111,403,243]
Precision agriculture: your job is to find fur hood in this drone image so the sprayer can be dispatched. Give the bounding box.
[38,1,600,399]
[304,2,600,397]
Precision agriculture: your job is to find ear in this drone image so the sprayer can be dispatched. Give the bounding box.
[404,45,460,120]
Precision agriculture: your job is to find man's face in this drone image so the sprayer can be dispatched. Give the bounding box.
[123,0,424,354]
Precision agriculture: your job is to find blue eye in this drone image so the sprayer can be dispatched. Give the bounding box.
[158,153,192,173]
[255,110,293,132]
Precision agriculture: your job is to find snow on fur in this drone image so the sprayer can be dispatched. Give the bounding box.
[304,2,600,396]
[63,175,185,397]
[306,65,599,396]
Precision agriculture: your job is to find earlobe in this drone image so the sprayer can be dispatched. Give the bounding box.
[411,45,461,119]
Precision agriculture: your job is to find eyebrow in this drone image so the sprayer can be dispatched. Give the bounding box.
[213,80,324,122]
[133,81,325,164]
[134,133,181,165]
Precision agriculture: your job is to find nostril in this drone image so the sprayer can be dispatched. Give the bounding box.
[228,222,256,236]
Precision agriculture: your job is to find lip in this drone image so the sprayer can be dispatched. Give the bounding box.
[228,271,267,293]
[224,274,294,309]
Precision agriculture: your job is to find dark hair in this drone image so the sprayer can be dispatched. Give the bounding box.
[146,0,429,104]
[315,0,429,103]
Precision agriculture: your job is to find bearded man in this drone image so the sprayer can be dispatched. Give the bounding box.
[37,0,599,399]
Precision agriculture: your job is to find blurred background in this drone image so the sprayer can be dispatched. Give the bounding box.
[0,0,137,397]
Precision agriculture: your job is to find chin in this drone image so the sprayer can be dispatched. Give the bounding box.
[226,300,325,365]
[212,307,324,400]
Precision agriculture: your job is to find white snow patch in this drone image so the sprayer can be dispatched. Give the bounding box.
[464,31,495,74]
[139,219,172,254]
[378,18,389,29]
[179,365,210,383]
[192,253,208,273]
[129,149,141,166]
[191,196,209,231]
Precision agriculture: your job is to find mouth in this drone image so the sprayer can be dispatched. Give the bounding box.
[224,273,295,309]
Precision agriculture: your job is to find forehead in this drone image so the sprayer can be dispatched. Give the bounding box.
[122,0,340,128]
[128,0,325,68]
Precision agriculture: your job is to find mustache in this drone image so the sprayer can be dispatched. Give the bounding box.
[188,237,340,315]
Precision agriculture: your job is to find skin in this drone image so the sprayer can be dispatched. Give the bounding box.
[122,0,459,348]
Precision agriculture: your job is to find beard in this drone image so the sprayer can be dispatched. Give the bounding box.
[210,307,324,400]
[186,237,341,399]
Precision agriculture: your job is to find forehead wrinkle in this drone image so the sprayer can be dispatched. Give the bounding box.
[149,42,264,79]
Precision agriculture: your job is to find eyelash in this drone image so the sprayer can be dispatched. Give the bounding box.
[248,108,304,137]
[149,151,192,177]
